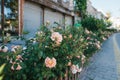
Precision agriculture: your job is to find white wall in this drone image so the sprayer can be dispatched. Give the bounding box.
[44,8,64,28]
[23,1,43,38]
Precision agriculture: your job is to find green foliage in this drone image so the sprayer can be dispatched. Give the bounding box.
[74,0,87,18]
[0,24,116,80]
[0,26,86,80]
[81,16,107,31]
[106,20,112,27]
[22,26,86,79]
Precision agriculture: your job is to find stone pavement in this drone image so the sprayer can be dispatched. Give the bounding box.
[79,33,120,80]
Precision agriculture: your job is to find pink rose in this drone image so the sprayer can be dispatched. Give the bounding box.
[11,65,15,70]
[16,64,22,70]
[76,56,80,59]
[16,55,23,60]
[69,34,72,38]
[2,46,8,52]
[45,57,56,68]
[68,61,72,66]
[51,32,63,45]
[11,63,22,71]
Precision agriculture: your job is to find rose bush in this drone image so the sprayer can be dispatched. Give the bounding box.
[0,24,116,80]
[22,26,86,80]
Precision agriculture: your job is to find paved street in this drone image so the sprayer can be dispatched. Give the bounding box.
[79,33,120,80]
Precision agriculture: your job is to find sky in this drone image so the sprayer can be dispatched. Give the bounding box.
[90,0,120,17]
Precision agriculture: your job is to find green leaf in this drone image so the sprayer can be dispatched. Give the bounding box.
[0,64,6,75]
[38,51,43,58]
[0,75,4,80]
[54,52,58,57]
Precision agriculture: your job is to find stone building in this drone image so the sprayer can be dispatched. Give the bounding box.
[0,0,76,37]
[86,0,106,19]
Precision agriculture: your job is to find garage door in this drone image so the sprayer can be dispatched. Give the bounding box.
[24,1,42,38]
[44,8,64,28]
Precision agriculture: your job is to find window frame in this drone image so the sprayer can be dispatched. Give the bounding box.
[0,0,23,37]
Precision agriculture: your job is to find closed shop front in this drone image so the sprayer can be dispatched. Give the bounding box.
[44,8,64,28]
[23,1,43,38]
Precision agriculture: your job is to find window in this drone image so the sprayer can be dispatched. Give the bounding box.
[0,0,19,36]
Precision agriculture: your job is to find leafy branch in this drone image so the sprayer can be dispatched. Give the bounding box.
[74,0,87,18]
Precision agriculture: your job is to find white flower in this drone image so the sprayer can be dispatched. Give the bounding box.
[71,64,82,74]
[71,65,77,74]
[76,65,82,72]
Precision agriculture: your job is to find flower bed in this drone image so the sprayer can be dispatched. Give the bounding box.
[0,25,116,80]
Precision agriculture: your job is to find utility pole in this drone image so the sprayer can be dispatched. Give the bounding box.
[1,0,4,42]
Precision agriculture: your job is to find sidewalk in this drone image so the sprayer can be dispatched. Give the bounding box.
[79,33,120,80]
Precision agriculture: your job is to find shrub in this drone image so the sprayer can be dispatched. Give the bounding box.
[0,24,115,80]
[0,26,86,80]
[81,15,107,31]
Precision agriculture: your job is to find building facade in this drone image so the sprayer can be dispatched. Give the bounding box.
[0,0,75,37]
[87,0,106,19]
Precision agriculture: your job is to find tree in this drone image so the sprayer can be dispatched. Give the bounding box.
[4,0,18,19]
[74,0,87,18]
